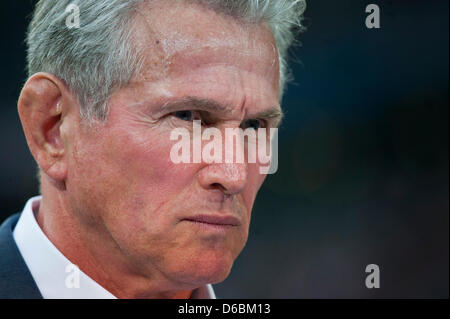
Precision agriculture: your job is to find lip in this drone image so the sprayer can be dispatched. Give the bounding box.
[181,214,241,227]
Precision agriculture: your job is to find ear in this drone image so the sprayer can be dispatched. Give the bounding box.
[18,72,73,185]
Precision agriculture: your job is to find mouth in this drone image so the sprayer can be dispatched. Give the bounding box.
[181,214,241,229]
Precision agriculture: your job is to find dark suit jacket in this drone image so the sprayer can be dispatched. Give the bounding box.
[0,213,43,298]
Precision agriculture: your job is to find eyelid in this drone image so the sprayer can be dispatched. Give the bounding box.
[169,109,273,129]
[258,118,269,128]
[171,109,204,122]
[240,118,268,130]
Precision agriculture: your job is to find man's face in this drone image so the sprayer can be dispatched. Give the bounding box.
[63,2,280,288]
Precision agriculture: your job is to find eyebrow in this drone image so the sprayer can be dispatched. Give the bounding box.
[161,96,232,113]
[256,107,284,127]
[160,96,284,127]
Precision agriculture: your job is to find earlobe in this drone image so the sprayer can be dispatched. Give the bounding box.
[18,73,70,183]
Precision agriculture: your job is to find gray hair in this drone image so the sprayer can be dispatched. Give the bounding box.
[27,0,306,122]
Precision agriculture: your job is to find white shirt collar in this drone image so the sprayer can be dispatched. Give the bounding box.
[13,196,216,299]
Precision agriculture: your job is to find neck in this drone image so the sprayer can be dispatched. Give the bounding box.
[36,182,195,299]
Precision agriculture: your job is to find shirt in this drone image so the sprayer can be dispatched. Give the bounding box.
[13,196,216,299]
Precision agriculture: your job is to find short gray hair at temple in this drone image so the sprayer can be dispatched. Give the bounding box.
[27,0,306,122]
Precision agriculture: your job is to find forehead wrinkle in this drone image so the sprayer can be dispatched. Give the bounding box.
[166,45,278,80]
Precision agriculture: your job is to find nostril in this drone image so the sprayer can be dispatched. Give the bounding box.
[209,183,238,198]
[210,183,225,192]
[198,164,249,196]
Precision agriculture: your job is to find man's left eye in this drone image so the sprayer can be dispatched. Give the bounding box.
[241,119,264,130]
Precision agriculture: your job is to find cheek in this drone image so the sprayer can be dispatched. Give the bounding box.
[68,124,197,227]
[241,163,266,217]
[104,126,197,212]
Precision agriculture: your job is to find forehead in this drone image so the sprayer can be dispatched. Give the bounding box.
[132,0,280,84]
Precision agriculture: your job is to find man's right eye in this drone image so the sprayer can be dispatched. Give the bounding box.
[173,110,194,121]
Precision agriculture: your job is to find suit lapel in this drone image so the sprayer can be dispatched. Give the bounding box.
[0,213,43,299]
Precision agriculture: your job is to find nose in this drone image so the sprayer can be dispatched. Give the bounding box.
[198,162,248,195]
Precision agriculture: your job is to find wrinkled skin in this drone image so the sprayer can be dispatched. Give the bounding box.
[23,1,281,298]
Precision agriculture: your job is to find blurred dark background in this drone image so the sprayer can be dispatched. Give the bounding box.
[0,0,448,298]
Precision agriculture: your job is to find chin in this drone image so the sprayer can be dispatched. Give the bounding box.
[170,250,236,286]
[199,257,234,284]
